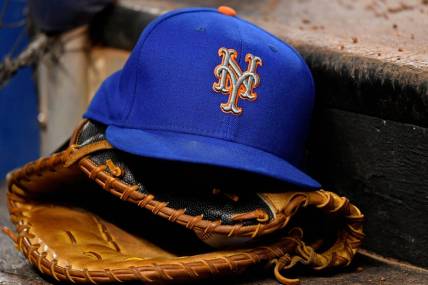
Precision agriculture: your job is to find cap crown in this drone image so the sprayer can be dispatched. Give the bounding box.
[87,8,315,166]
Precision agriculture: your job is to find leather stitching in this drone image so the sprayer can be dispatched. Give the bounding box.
[4,142,365,284]
[79,158,290,238]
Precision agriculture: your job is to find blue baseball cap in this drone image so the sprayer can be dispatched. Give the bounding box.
[84,7,320,189]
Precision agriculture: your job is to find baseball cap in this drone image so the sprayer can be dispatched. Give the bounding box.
[84,7,320,189]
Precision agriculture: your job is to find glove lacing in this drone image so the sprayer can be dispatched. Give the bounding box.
[271,229,317,285]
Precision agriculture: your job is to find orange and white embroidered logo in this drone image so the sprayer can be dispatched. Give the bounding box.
[212,47,262,115]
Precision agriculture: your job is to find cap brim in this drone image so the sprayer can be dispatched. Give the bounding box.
[106,126,321,189]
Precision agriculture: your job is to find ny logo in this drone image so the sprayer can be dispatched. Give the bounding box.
[213,47,262,115]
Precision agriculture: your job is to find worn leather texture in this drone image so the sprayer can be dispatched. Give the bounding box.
[4,120,365,284]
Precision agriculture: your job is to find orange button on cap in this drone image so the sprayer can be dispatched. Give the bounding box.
[218,6,237,16]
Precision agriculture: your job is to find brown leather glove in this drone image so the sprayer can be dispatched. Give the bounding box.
[4,120,364,284]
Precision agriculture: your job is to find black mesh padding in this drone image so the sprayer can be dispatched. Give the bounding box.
[82,120,276,225]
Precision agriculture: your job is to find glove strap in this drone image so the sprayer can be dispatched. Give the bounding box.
[63,140,112,167]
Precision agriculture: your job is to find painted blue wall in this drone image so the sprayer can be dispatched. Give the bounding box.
[0,0,39,178]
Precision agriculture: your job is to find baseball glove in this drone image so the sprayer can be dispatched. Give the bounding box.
[3,120,364,284]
